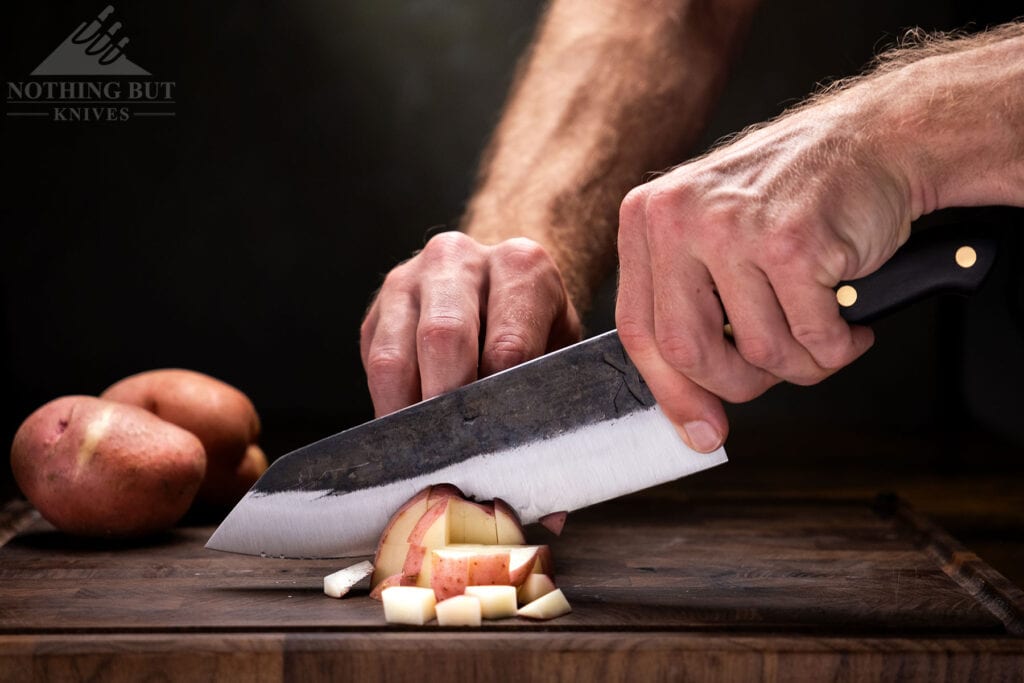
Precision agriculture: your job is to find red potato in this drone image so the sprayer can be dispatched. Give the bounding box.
[100,369,265,506]
[212,444,268,506]
[430,551,471,601]
[373,485,530,589]
[435,545,549,583]
[369,487,433,586]
[538,511,568,537]
[370,574,405,600]
[390,496,495,588]
[365,485,570,621]
[402,544,431,586]
[373,542,418,586]
[430,546,550,601]
[10,396,205,537]
[426,483,466,506]
[449,498,499,545]
[370,484,560,608]
[494,498,528,544]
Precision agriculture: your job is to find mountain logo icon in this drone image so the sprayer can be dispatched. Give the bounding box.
[31,5,150,76]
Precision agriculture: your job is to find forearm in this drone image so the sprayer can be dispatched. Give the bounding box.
[809,23,1024,221]
[462,0,760,312]
[886,24,1024,216]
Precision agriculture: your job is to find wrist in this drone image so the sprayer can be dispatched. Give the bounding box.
[863,30,1024,218]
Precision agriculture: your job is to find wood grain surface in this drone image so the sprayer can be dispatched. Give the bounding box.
[1,494,1022,681]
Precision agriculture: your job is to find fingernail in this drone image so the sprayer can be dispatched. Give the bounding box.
[683,420,722,453]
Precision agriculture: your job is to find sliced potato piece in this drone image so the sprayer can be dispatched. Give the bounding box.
[435,594,482,626]
[465,585,518,619]
[370,573,405,600]
[517,588,571,620]
[538,510,568,536]
[449,498,498,544]
[430,547,510,600]
[517,574,557,605]
[382,586,437,625]
[493,498,528,544]
[323,560,374,598]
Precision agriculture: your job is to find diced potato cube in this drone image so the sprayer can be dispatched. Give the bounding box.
[435,594,482,627]
[382,586,437,625]
[465,585,518,619]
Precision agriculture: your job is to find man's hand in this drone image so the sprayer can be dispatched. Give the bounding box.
[361,232,581,417]
[359,0,756,417]
[616,110,904,452]
[616,25,1024,453]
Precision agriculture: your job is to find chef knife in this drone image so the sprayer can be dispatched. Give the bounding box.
[207,226,996,558]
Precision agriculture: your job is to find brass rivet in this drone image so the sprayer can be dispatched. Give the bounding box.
[955,245,977,269]
[836,285,858,308]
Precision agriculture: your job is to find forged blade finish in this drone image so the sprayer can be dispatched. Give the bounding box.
[207,331,725,558]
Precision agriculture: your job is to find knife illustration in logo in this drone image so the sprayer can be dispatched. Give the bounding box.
[32,5,150,76]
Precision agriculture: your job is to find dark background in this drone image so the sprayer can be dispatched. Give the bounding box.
[3,1,1023,500]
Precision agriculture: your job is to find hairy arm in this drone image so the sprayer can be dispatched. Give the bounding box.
[464,0,760,312]
[868,25,1024,214]
[616,22,1024,452]
[362,0,759,415]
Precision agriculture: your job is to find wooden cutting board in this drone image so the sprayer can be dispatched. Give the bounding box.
[1,493,1022,681]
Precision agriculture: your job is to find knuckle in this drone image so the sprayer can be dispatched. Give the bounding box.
[821,240,854,281]
[485,330,534,369]
[364,348,415,383]
[419,315,475,351]
[615,316,649,350]
[619,187,648,224]
[764,228,854,283]
[421,231,475,263]
[620,185,685,240]
[495,238,551,272]
[641,187,708,250]
[791,324,847,369]
[736,334,785,372]
[643,189,679,230]
[764,231,811,270]
[655,330,705,375]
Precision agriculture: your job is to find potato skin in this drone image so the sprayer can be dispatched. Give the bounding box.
[100,369,263,505]
[200,444,268,508]
[11,396,206,537]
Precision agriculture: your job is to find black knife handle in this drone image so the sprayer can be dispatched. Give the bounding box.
[837,226,997,324]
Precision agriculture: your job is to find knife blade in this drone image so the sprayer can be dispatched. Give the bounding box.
[207,225,996,558]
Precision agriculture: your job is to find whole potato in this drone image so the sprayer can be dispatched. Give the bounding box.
[203,444,269,508]
[100,369,264,506]
[11,396,206,537]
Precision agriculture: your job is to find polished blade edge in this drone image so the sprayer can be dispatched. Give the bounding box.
[206,405,726,558]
